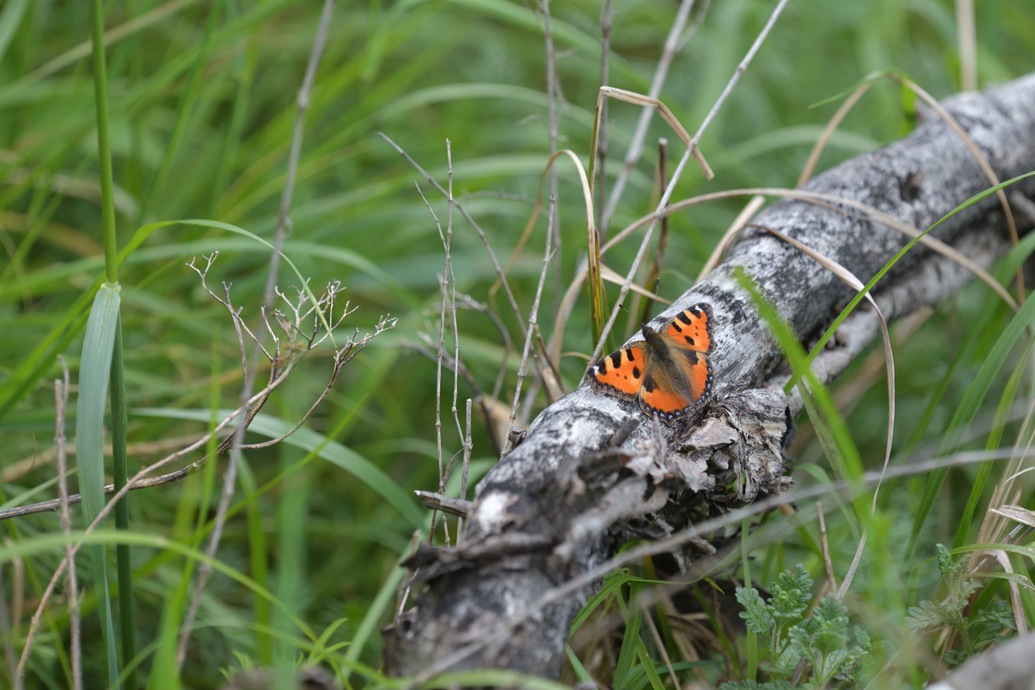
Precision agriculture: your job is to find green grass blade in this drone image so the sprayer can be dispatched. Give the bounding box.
[238,460,273,666]
[0,0,28,62]
[907,293,1035,557]
[613,586,642,688]
[0,286,94,418]
[736,268,864,485]
[792,171,1035,391]
[75,283,122,688]
[134,408,427,528]
[109,316,137,689]
[138,3,220,220]
[339,557,408,684]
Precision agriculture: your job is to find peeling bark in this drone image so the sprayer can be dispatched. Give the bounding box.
[383,74,1035,678]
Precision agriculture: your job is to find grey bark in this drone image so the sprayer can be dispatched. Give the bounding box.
[932,631,1035,690]
[383,74,1035,678]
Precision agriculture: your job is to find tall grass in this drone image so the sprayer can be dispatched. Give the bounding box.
[0,0,1033,687]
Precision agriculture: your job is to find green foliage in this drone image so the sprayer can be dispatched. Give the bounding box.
[906,544,1016,667]
[722,566,871,689]
[2,0,1034,687]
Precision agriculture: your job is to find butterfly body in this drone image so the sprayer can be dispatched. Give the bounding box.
[587,304,713,421]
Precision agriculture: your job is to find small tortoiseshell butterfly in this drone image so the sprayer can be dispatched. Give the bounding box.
[587,303,713,421]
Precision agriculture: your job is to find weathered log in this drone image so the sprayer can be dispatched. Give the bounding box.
[383,74,1035,678]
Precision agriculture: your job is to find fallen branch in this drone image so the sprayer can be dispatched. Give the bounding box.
[383,74,1035,677]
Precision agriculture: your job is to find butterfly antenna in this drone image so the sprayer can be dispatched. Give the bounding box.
[636,277,662,327]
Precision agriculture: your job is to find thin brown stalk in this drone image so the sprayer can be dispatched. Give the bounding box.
[599,0,699,235]
[636,138,670,327]
[817,504,837,594]
[595,0,613,222]
[417,175,455,545]
[55,361,81,690]
[379,132,529,341]
[698,194,766,279]
[539,0,564,313]
[589,0,791,364]
[16,369,297,677]
[504,194,557,454]
[642,606,680,689]
[797,81,875,186]
[458,399,473,540]
[955,0,977,91]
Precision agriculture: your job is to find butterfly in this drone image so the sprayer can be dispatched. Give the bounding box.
[587,303,713,421]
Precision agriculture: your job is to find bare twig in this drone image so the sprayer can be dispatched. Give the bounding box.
[379,133,528,341]
[599,0,700,235]
[0,556,20,690]
[539,0,564,315]
[176,0,337,665]
[55,360,81,690]
[589,0,791,364]
[956,0,977,91]
[504,194,557,454]
[416,146,459,545]
[797,81,875,186]
[16,370,298,678]
[595,0,613,221]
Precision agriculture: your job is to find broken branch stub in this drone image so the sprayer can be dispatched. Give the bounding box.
[384,74,1035,678]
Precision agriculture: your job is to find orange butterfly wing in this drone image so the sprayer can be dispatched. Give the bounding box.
[588,303,714,421]
[590,344,648,396]
[663,304,713,402]
[637,376,694,418]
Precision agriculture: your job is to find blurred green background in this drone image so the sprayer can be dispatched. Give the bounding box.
[1,0,1033,687]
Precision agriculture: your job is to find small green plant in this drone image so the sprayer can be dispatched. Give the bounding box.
[906,544,1015,667]
[721,565,871,689]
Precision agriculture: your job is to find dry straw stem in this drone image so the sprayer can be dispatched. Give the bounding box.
[956,0,977,92]
[504,194,557,455]
[594,0,613,220]
[414,142,463,546]
[798,72,1024,302]
[587,0,791,366]
[54,361,82,690]
[597,0,706,234]
[16,368,295,677]
[539,0,564,314]
[379,132,529,343]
